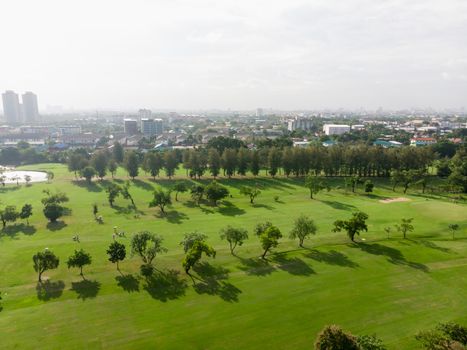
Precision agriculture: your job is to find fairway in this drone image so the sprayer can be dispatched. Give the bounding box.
[0,164,466,349]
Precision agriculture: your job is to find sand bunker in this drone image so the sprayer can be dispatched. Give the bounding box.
[379,197,411,204]
[1,170,48,184]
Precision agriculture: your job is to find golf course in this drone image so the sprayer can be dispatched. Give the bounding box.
[0,164,466,349]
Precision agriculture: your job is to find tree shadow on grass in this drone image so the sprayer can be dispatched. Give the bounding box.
[218,201,246,216]
[319,200,356,211]
[72,180,103,192]
[70,279,101,300]
[165,210,189,224]
[304,249,359,268]
[251,203,275,210]
[1,223,37,236]
[237,257,276,276]
[132,179,154,192]
[271,254,316,275]
[407,239,453,254]
[192,262,241,302]
[46,221,67,231]
[115,274,140,293]
[350,243,429,272]
[113,205,135,215]
[36,280,65,301]
[143,269,188,302]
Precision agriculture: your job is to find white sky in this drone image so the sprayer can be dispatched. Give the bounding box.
[1,0,467,111]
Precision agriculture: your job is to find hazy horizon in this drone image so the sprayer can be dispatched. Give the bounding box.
[1,0,467,111]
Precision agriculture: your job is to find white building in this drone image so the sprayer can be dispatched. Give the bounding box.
[323,124,350,135]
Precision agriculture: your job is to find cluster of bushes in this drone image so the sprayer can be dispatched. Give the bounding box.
[314,322,467,350]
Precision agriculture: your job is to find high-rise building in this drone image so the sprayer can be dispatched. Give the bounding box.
[124,119,138,135]
[287,117,313,131]
[141,118,163,137]
[22,92,39,122]
[2,90,21,124]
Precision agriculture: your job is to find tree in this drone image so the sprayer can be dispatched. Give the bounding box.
[33,250,60,282]
[237,148,250,176]
[149,189,172,214]
[67,249,92,278]
[289,214,317,247]
[250,150,260,177]
[24,174,32,186]
[41,190,69,205]
[124,151,139,179]
[130,231,167,266]
[68,153,87,178]
[108,159,118,178]
[182,241,216,276]
[80,166,96,183]
[205,181,229,206]
[163,150,179,179]
[448,224,460,240]
[46,171,54,183]
[208,149,221,178]
[305,176,328,199]
[173,182,188,201]
[112,141,124,163]
[267,147,282,177]
[333,212,369,242]
[395,218,414,239]
[239,186,261,204]
[220,226,248,254]
[314,325,359,350]
[222,148,237,178]
[356,335,387,350]
[43,203,64,223]
[121,181,136,208]
[19,204,33,225]
[143,152,164,179]
[257,225,282,259]
[91,151,109,179]
[106,241,126,271]
[180,231,208,253]
[106,183,121,207]
[364,180,374,194]
[415,322,467,350]
[191,184,205,205]
[0,205,19,228]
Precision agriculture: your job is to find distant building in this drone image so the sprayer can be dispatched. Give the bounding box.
[351,124,365,131]
[373,140,402,148]
[124,119,138,135]
[138,109,152,119]
[22,92,39,122]
[323,124,350,135]
[59,126,82,135]
[293,141,311,148]
[287,117,313,131]
[410,137,437,147]
[2,90,21,124]
[141,118,163,137]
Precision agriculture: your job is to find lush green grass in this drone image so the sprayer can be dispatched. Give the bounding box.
[0,164,466,349]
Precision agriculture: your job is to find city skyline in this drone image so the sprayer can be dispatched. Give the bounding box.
[1,0,467,111]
